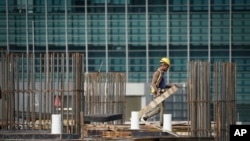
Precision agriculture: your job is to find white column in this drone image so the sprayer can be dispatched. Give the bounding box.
[51,114,62,134]
[163,114,172,131]
[130,111,139,129]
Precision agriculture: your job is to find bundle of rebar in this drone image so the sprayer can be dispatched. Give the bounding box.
[188,61,211,137]
[188,61,236,140]
[84,72,126,124]
[0,52,84,134]
[214,62,236,141]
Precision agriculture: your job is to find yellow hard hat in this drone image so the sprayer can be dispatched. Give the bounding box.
[160,57,170,65]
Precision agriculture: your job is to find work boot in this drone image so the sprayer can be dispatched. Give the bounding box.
[140,116,148,122]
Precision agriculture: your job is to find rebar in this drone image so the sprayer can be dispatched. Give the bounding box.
[188,61,211,137]
[188,61,236,140]
[84,72,126,124]
[0,52,84,134]
[214,62,236,141]
[0,51,126,134]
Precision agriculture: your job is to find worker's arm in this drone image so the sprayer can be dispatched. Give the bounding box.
[151,70,161,96]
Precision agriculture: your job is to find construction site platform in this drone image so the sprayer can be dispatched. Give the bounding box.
[0,123,215,141]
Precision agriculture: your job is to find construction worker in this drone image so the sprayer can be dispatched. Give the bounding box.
[141,57,174,126]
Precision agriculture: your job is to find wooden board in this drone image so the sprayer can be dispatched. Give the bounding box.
[138,85,178,118]
[83,124,173,138]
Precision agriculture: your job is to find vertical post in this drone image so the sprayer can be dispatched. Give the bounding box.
[44,0,49,127]
[84,0,88,73]
[45,0,48,77]
[9,54,14,129]
[51,53,54,115]
[21,53,25,128]
[32,21,35,55]
[166,0,170,83]
[5,0,9,53]
[208,0,211,62]
[71,53,74,132]
[187,0,190,62]
[25,0,29,55]
[15,54,20,129]
[61,53,65,132]
[145,0,149,83]
[31,20,36,129]
[229,0,232,62]
[25,1,32,127]
[81,53,85,115]
[76,53,82,134]
[65,0,69,71]
[63,0,70,131]
[3,53,7,129]
[65,0,70,131]
[32,52,36,128]
[39,53,42,129]
[48,54,52,121]
[125,0,128,82]
[105,0,108,72]
[26,53,30,129]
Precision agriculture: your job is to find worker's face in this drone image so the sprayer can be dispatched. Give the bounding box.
[161,64,169,72]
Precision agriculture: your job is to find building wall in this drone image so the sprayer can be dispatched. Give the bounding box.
[0,0,250,121]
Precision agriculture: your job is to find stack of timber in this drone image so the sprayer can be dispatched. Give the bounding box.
[83,124,173,139]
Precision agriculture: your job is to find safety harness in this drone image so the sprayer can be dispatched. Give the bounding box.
[151,69,163,94]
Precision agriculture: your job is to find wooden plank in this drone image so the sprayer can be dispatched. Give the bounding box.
[138,85,179,118]
[146,124,179,137]
[102,131,132,138]
[132,137,215,141]
[83,124,173,138]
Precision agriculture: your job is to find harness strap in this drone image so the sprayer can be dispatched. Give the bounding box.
[151,69,163,94]
[155,69,162,87]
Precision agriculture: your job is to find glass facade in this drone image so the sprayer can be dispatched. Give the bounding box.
[0,0,250,121]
